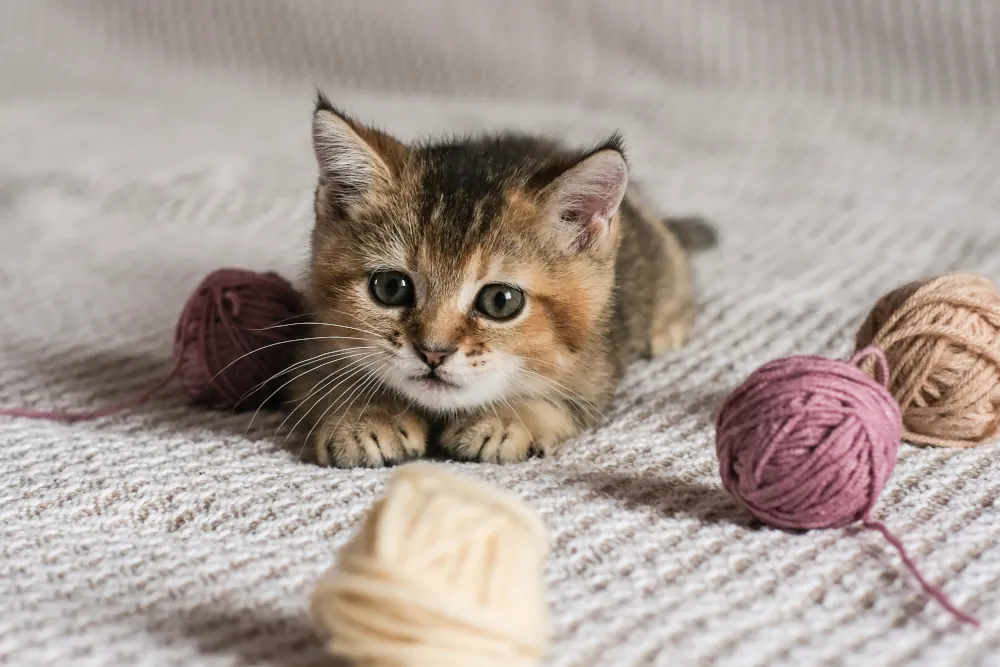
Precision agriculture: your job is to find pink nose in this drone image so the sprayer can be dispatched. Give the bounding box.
[416,346,454,369]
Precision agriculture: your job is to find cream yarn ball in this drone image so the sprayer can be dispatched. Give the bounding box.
[309,464,550,666]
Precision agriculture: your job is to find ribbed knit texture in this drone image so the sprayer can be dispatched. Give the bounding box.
[2,2,999,666]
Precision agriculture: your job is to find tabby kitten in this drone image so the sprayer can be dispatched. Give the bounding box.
[288,94,710,467]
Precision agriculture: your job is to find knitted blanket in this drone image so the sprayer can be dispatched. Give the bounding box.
[2,2,999,665]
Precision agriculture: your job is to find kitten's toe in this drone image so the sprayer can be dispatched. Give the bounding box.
[479,422,534,464]
[440,413,535,464]
[316,408,427,468]
[392,410,429,459]
[350,420,406,468]
[438,419,483,461]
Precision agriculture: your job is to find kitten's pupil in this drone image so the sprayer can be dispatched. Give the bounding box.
[475,284,524,320]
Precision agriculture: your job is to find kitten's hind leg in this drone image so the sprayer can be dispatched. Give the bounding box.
[648,226,697,356]
[650,300,695,356]
[623,188,701,357]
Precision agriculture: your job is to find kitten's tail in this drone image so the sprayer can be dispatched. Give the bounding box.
[664,215,718,252]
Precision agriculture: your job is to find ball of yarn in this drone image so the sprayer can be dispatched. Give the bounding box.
[174,268,304,411]
[310,464,550,667]
[855,273,1000,448]
[716,347,902,531]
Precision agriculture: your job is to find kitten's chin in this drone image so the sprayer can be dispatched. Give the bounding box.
[394,375,512,414]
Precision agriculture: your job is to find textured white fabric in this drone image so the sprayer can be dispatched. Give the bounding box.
[2,2,1000,665]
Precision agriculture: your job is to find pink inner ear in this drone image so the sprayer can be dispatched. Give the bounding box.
[559,194,609,251]
[564,191,613,221]
[549,150,628,252]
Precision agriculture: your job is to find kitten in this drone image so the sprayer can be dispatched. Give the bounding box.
[287,93,713,467]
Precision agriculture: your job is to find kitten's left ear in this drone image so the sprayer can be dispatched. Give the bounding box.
[541,141,628,254]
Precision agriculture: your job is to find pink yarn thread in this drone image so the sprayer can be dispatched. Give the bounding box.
[0,268,304,422]
[716,347,979,627]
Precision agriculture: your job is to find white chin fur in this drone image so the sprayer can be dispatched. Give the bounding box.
[383,356,518,414]
[393,374,513,413]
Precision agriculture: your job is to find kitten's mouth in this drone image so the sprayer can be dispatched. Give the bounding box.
[410,373,459,390]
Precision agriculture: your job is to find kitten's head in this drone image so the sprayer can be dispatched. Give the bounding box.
[307,95,628,414]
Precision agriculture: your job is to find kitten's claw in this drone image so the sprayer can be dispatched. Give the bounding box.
[440,407,540,464]
[315,407,427,468]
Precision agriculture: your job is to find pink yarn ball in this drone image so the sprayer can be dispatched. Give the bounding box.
[715,347,903,531]
[173,268,304,411]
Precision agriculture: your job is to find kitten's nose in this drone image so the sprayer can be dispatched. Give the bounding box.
[415,344,454,369]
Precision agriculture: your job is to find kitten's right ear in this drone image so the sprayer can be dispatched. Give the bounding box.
[312,93,406,212]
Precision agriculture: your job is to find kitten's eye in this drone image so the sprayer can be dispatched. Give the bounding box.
[475,284,525,320]
[369,271,415,307]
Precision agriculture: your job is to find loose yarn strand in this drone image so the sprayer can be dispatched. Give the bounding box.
[0,268,305,421]
[0,360,181,423]
[861,516,979,627]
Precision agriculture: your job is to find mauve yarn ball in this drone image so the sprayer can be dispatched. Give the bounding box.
[715,348,903,531]
[173,268,305,411]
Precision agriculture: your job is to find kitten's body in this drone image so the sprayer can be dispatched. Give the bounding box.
[287,97,710,467]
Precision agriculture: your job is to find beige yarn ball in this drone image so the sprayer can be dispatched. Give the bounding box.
[855,273,1000,448]
[309,464,550,667]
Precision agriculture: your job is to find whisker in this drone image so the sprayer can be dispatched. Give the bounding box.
[479,402,507,459]
[289,351,387,408]
[489,402,503,428]
[497,394,531,442]
[291,358,387,464]
[518,354,604,391]
[511,356,609,423]
[320,307,389,335]
[259,309,385,341]
[278,352,386,443]
[251,310,315,331]
[518,368,608,424]
[511,376,588,431]
[262,308,377,332]
[390,399,414,419]
[299,360,390,463]
[207,334,381,388]
[345,362,394,446]
[253,344,380,392]
[250,321,381,339]
[287,352,388,445]
[516,371,606,428]
[237,345,379,409]
[242,347,380,434]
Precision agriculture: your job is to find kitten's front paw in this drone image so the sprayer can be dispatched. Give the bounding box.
[315,406,427,468]
[440,408,538,464]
